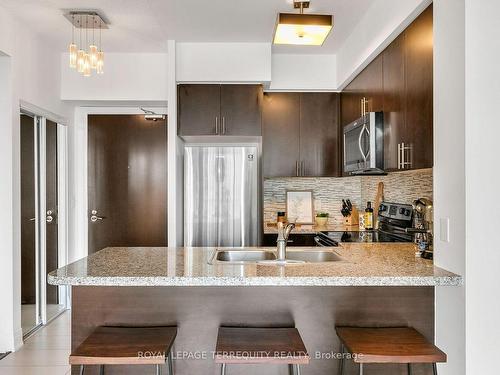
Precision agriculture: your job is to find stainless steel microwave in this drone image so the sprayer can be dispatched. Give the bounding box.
[343,112,385,175]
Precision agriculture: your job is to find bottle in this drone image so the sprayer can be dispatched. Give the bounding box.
[364,202,374,230]
[277,211,287,223]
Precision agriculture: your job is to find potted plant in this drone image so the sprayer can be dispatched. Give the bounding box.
[315,212,329,226]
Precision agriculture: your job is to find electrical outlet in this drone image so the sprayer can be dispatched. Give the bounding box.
[440,218,450,242]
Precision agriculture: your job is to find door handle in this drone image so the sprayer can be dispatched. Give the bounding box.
[222,116,226,134]
[90,209,104,222]
[296,160,299,177]
[215,116,219,134]
[46,210,55,223]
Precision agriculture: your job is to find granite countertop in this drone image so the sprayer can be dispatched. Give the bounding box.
[264,223,362,234]
[48,244,462,287]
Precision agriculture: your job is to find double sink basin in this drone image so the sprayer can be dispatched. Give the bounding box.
[209,248,343,265]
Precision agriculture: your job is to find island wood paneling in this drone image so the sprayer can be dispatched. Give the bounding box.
[71,286,434,375]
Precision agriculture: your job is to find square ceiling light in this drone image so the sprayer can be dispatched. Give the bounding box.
[273,11,333,46]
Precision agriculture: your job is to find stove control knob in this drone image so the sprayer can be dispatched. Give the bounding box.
[399,208,405,215]
[405,209,411,216]
[379,204,386,211]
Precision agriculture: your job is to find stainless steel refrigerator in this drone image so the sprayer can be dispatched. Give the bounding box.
[184,146,259,247]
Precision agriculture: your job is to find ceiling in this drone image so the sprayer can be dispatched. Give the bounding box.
[0,0,375,54]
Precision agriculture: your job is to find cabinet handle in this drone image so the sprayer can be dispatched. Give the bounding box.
[301,161,305,176]
[222,116,226,134]
[397,143,401,169]
[296,161,299,177]
[215,116,219,134]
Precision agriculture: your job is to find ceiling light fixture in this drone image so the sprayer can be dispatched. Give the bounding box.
[65,11,108,77]
[273,0,333,46]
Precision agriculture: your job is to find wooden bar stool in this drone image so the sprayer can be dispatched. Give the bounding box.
[215,327,309,375]
[70,326,177,375]
[336,327,446,375]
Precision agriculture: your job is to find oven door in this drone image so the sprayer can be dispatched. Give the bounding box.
[343,117,370,173]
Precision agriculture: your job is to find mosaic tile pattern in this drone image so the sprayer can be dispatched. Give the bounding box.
[264,169,433,224]
[263,176,363,225]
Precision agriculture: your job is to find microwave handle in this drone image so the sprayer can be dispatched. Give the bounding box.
[358,125,368,162]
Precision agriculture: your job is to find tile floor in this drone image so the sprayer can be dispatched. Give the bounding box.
[0,310,71,375]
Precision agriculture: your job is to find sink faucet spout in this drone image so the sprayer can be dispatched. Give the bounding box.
[276,222,295,261]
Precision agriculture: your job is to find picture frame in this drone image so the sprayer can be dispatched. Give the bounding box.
[286,190,314,224]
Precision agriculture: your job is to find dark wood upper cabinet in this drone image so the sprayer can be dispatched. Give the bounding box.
[383,33,406,171]
[178,84,221,136]
[178,84,262,137]
[263,92,340,178]
[220,85,262,136]
[404,5,433,169]
[340,4,433,172]
[262,93,301,178]
[299,93,340,177]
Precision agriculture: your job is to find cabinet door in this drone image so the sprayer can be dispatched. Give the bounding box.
[383,33,406,171]
[340,91,361,127]
[178,84,221,136]
[300,93,340,177]
[262,93,301,177]
[220,85,262,136]
[356,54,384,113]
[404,5,433,169]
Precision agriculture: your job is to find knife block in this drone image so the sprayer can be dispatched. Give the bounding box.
[344,207,359,226]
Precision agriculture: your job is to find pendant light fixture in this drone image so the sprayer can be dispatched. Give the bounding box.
[273,1,333,46]
[65,11,108,77]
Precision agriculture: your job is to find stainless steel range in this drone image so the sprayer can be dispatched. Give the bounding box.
[317,202,414,244]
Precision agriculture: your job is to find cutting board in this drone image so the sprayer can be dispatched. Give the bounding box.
[374,182,384,226]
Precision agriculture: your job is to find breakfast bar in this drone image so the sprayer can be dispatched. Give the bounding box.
[49,245,460,375]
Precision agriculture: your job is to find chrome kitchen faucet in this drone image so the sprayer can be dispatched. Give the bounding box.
[276,222,295,261]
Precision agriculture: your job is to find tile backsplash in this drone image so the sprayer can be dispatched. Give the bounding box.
[263,168,433,225]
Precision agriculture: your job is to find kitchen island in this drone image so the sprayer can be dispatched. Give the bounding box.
[49,244,461,375]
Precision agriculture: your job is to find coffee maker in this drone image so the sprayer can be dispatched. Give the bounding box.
[405,198,434,259]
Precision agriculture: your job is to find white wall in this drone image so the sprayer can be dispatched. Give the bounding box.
[433,1,466,374]
[269,54,337,91]
[0,4,71,352]
[176,43,271,83]
[464,0,500,373]
[61,53,168,101]
[336,0,431,88]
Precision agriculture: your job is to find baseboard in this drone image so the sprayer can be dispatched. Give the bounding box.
[13,327,23,351]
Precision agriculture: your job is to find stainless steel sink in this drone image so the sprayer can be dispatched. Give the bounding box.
[211,249,277,264]
[209,248,343,264]
[285,249,343,263]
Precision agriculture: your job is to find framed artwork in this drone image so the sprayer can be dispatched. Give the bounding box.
[286,190,314,224]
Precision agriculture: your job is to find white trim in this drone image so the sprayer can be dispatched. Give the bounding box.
[38,117,47,325]
[73,106,168,260]
[20,100,67,125]
[57,124,69,307]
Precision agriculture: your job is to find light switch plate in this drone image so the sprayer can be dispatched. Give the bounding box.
[440,218,450,242]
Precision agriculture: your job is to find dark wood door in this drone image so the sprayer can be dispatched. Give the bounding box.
[178,84,221,136]
[88,115,168,254]
[299,93,340,177]
[220,85,262,136]
[383,33,406,171]
[262,93,301,177]
[21,114,36,305]
[45,120,58,305]
[404,4,433,169]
